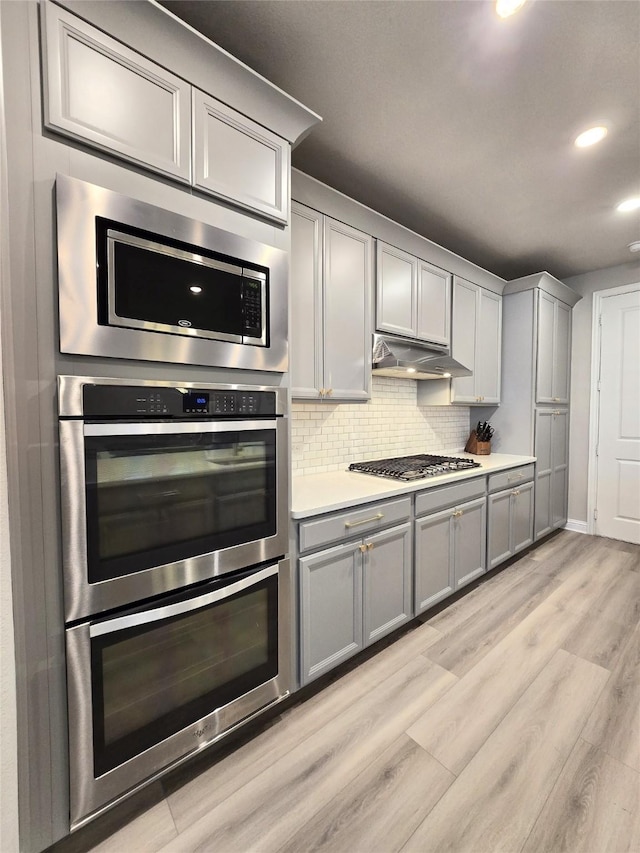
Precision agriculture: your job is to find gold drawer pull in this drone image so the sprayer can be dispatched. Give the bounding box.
[452,510,463,518]
[508,473,523,481]
[345,513,384,529]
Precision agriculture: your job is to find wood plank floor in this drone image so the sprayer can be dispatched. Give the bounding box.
[52,531,640,853]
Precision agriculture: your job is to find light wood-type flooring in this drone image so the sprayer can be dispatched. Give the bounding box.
[53,531,640,853]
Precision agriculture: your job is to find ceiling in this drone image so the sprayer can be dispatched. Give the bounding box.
[161,0,640,281]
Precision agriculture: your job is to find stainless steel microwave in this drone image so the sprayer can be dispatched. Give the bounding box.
[56,174,288,371]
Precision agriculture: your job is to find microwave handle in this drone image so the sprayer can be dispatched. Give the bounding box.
[84,420,276,437]
[90,563,278,637]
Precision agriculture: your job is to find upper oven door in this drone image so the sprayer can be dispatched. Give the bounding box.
[60,418,288,621]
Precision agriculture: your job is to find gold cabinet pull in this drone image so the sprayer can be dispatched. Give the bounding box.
[367,542,374,550]
[452,510,463,518]
[359,544,367,553]
[345,513,384,529]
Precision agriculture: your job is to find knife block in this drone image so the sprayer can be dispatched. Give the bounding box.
[465,430,491,455]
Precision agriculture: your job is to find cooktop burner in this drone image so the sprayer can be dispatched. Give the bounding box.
[348,454,481,481]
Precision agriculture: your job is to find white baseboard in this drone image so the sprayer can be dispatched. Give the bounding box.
[564,519,589,534]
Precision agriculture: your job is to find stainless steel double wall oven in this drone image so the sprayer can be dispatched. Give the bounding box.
[59,375,291,829]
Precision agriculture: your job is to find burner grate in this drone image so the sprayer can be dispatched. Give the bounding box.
[348,454,481,481]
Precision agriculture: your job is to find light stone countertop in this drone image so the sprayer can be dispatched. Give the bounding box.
[291,452,536,519]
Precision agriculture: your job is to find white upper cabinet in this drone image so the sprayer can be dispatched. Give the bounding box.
[376,242,451,347]
[193,90,289,224]
[42,2,191,182]
[536,291,571,404]
[417,260,452,347]
[291,202,373,401]
[451,277,502,404]
[42,2,293,223]
[376,242,417,339]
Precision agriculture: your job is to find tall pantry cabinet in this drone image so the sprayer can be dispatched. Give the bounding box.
[480,273,581,540]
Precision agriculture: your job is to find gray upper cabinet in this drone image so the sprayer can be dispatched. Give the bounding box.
[417,260,452,347]
[451,277,502,404]
[536,292,571,404]
[42,3,294,223]
[376,242,451,347]
[193,89,289,224]
[291,202,373,401]
[42,2,191,182]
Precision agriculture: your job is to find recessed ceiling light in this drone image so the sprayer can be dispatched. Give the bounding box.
[617,198,640,213]
[574,126,608,148]
[629,241,640,253]
[496,0,526,18]
[190,285,202,294]
[406,367,416,374]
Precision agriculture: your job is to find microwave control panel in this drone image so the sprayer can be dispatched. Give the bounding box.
[82,384,277,418]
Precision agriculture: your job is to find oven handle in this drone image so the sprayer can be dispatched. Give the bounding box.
[84,420,276,437]
[89,563,279,637]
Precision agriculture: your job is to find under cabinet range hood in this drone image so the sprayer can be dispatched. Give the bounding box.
[372,333,472,380]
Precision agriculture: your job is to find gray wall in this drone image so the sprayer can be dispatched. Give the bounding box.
[564,260,640,524]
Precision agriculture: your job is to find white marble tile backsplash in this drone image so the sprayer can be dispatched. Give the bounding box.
[291,376,470,475]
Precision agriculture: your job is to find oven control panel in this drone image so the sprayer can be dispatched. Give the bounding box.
[83,384,277,418]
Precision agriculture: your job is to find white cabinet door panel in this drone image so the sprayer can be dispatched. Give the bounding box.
[290,204,323,398]
[299,542,363,684]
[376,242,417,338]
[512,481,534,553]
[477,289,502,404]
[451,278,478,402]
[193,90,289,223]
[554,301,572,404]
[324,219,372,400]
[415,508,454,613]
[454,497,486,588]
[363,523,412,645]
[417,261,451,347]
[43,2,191,181]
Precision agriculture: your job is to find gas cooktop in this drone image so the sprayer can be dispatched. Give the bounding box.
[348,454,481,481]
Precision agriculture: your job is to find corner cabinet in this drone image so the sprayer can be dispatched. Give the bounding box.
[291,202,373,401]
[414,478,487,614]
[298,498,413,685]
[376,241,451,348]
[451,277,502,405]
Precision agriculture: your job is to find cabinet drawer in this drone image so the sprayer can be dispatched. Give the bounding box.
[299,497,411,553]
[488,465,535,493]
[415,477,486,516]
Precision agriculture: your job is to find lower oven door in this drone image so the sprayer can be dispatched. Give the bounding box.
[66,559,291,830]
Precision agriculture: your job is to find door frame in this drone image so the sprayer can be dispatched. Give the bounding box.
[587,282,640,535]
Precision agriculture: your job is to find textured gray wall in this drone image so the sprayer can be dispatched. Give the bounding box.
[563,261,640,524]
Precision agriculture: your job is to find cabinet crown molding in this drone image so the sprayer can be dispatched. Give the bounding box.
[503,272,582,307]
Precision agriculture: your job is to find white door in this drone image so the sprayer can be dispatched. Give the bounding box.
[595,287,640,543]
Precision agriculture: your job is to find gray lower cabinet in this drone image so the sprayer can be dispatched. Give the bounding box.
[534,408,569,539]
[298,504,412,685]
[414,480,487,614]
[488,480,534,570]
